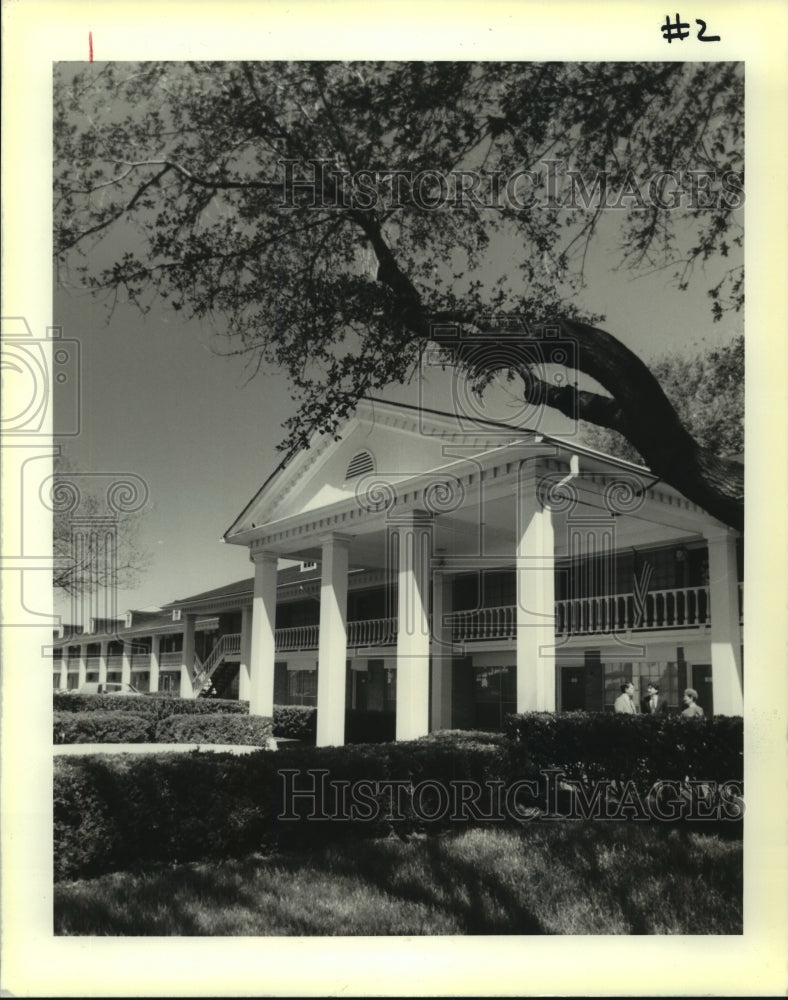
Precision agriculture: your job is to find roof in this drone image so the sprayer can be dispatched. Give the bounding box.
[224,395,654,541]
[165,562,324,610]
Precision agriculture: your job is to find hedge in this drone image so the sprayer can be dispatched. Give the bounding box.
[53,693,249,717]
[54,739,505,880]
[53,711,155,745]
[155,714,273,746]
[272,705,316,742]
[504,712,744,790]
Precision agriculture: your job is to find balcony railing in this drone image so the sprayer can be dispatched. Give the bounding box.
[275,624,320,652]
[274,618,399,652]
[64,581,735,670]
[347,617,397,647]
[448,605,516,642]
[159,651,184,668]
[554,585,710,636]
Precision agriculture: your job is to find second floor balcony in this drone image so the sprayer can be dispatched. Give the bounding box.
[272,583,738,652]
[63,582,740,669]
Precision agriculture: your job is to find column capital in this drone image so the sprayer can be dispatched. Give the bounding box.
[319,532,354,549]
[386,507,434,528]
[703,525,740,544]
[250,548,278,566]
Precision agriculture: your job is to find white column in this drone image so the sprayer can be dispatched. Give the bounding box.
[516,463,556,712]
[705,528,744,715]
[238,605,252,702]
[395,511,433,741]
[249,551,278,716]
[121,642,132,688]
[58,655,69,691]
[149,634,161,693]
[316,534,351,747]
[98,640,108,687]
[180,614,196,698]
[77,645,87,689]
[430,570,453,732]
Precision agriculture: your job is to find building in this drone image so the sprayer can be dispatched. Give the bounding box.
[54,398,744,744]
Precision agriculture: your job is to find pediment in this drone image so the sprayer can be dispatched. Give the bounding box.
[227,399,528,535]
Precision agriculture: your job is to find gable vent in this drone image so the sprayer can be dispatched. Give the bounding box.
[345,450,375,481]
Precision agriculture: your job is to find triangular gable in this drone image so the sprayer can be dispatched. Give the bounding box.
[225,398,531,536]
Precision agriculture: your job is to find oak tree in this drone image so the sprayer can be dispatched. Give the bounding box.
[54,61,744,529]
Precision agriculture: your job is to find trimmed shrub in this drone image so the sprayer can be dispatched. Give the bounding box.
[54,692,248,717]
[155,714,273,746]
[152,697,249,717]
[419,729,509,748]
[54,751,277,880]
[54,738,505,880]
[53,711,155,745]
[504,711,743,789]
[273,705,316,742]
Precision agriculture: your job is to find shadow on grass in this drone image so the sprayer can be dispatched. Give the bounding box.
[55,821,742,936]
[55,860,270,935]
[284,833,550,934]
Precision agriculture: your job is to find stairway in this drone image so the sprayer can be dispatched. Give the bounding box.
[201,660,239,700]
[192,632,242,697]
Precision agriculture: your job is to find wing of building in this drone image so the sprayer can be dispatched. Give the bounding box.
[53,398,743,744]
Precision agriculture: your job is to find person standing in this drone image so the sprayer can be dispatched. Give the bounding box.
[641,682,668,715]
[614,681,638,714]
[681,688,705,719]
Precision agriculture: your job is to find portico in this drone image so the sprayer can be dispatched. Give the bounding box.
[223,399,743,744]
[52,400,742,736]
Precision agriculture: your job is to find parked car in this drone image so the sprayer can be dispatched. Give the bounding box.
[76,682,143,696]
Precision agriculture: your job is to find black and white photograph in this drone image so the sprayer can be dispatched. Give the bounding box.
[2,2,786,996]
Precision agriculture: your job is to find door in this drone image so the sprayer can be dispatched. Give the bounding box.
[561,666,586,711]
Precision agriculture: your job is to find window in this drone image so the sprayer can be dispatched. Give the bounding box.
[286,667,317,706]
[345,450,375,480]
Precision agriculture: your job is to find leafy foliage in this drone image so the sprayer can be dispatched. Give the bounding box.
[55,62,744,456]
[581,335,744,461]
[53,739,503,879]
[155,713,272,745]
[505,711,744,790]
[53,710,155,744]
[53,692,248,715]
[272,704,317,741]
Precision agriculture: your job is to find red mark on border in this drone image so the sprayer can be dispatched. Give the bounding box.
[89,31,93,62]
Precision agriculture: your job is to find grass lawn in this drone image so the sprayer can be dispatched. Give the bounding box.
[55,821,742,935]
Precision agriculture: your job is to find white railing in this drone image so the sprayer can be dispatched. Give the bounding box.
[158,651,183,668]
[106,655,124,669]
[131,654,151,669]
[448,605,516,642]
[274,618,400,651]
[275,624,320,651]
[555,585,710,636]
[150,583,725,670]
[347,617,397,647]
